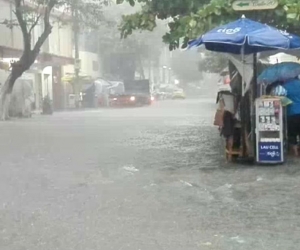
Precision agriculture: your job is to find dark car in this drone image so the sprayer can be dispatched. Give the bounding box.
[110,79,153,107]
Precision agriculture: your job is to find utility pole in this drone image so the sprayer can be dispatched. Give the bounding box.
[9,1,14,47]
[72,0,80,108]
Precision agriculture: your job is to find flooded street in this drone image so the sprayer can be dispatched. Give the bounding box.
[1,99,300,249]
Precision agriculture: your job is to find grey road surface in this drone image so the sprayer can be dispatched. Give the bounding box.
[0,99,300,250]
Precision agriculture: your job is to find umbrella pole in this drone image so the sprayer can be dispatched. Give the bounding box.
[251,53,258,160]
[241,46,247,157]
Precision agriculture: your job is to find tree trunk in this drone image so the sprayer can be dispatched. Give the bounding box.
[0,69,21,120]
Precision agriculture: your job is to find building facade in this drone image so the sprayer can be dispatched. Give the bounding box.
[77,31,102,79]
[0,0,74,111]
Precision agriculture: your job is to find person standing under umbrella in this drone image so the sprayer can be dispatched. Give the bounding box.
[218,91,238,161]
[283,77,300,156]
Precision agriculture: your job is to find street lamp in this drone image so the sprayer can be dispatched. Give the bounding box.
[162,66,167,83]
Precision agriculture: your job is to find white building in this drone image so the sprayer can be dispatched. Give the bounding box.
[79,51,101,79]
[63,50,101,80]
[0,0,74,111]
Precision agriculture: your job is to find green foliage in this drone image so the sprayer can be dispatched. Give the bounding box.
[97,6,164,60]
[171,49,227,82]
[198,51,228,73]
[171,50,203,83]
[65,0,107,29]
[23,0,106,29]
[118,0,300,50]
[85,3,165,80]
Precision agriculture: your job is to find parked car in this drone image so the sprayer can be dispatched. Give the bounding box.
[172,89,186,99]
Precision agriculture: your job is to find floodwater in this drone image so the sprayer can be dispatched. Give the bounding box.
[0,98,300,249]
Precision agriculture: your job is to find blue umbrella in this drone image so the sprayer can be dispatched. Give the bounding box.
[188,16,300,54]
[258,62,300,85]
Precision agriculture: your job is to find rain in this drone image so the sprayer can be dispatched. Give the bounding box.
[0,0,300,250]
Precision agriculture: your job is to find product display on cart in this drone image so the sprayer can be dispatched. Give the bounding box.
[255,97,285,164]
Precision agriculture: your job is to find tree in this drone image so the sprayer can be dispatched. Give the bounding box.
[170,49,228,83]
[0,0,105,120]
[171,50,203,84]
[117,0,300,50]
[69,1,166,82]
[198,51,228,73]
[87,2,166,80]
[97,25,164,80]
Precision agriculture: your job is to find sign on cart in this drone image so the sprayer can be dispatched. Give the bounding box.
[232,0,278,11]
[258,142,282,163]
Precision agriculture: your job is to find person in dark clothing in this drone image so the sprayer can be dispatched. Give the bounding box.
[265,81,281,95]
[219,91,237,161]
[283,78,300,156]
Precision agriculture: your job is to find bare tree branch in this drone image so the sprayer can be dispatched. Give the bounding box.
[32,0,57,55]
[28,13,42,34]
[14,0,31,51]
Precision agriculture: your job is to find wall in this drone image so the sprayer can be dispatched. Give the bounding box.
[0,0,23,51]
[62,50,101,90]
[0,0,73,59]
[49,22,73,58]
[0,69,9,85]
[79,51,101,79]
[52,66,64,110]
[0,68,44,110]
[31,14,73,58]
